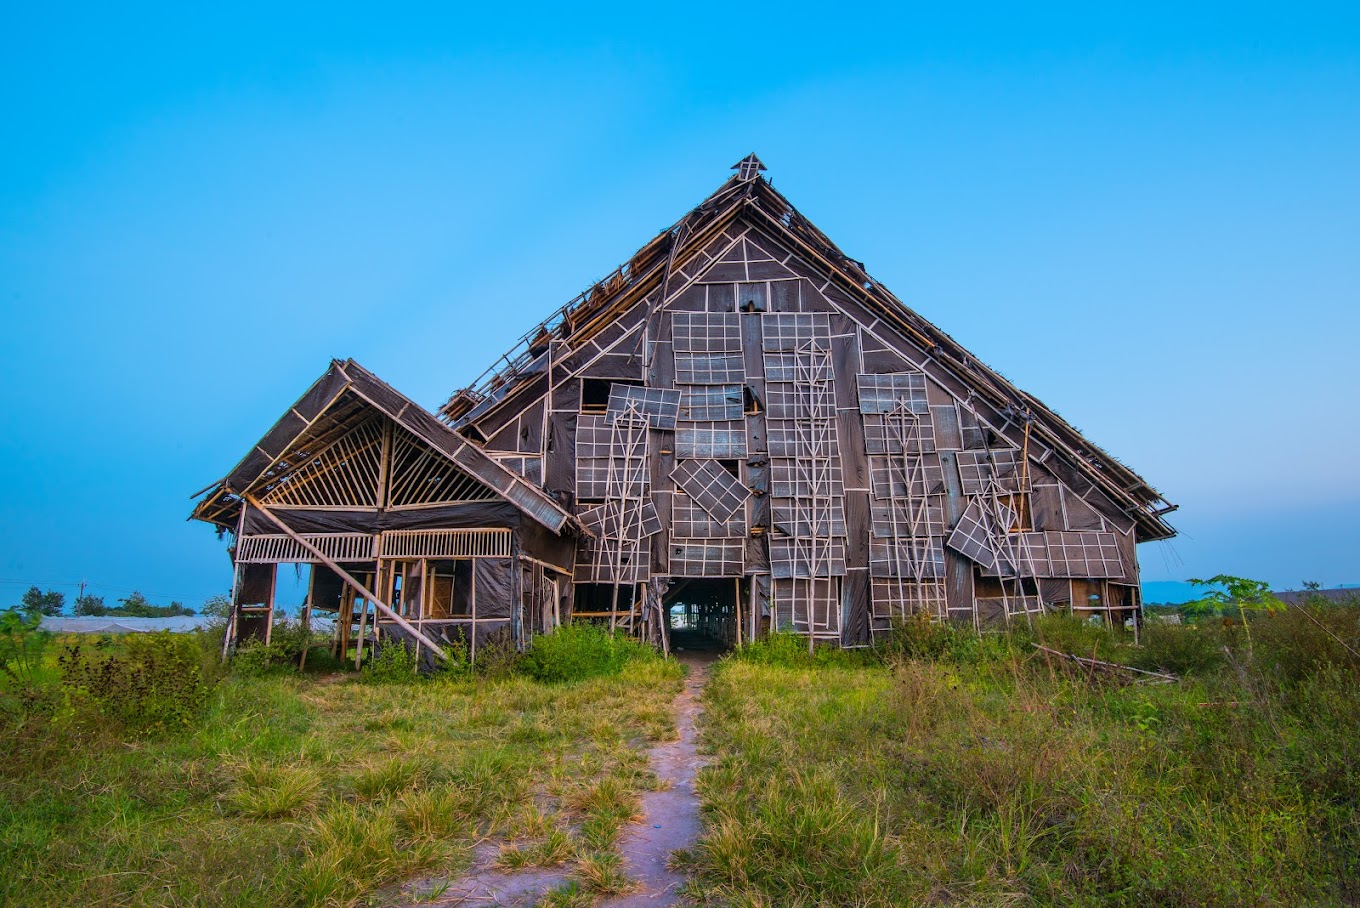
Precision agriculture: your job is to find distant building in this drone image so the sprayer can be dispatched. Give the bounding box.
[1272,588,1360,607]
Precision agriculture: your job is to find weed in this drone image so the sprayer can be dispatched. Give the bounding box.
[574,850,636,895]
[226,761,322,819]
[520,623,660,683]
[57,632,210,733]
[360,640,421,683]
[349,754,433,801]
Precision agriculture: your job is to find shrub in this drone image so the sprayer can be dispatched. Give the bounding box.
[473,627,522,679]
[229,618,321,677]
[1252,602,1360,684]
[519,623,657,683]
[737,629,878,669]
[879,614,1018,666]
[1032,612,1128,661]
[58,632,210,733]
[1128,620,1229,676]
[0,609,55,715]
[360,640,421,683]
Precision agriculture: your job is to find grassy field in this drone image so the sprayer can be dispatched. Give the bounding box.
[4,606,1358,907]
[686,612,1360,907]
[0,626,683,907]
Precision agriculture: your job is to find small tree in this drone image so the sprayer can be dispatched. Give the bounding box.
[19,586,65,617]
[116,592,156,617]
[201,594,231,619]
[1186,574,1280,656]
[74,594,107,616]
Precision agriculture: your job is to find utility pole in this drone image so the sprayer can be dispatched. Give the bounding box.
[77,580,86,614]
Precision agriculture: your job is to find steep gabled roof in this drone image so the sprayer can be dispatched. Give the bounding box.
[440,159,1177,541]
[191,358,576,535]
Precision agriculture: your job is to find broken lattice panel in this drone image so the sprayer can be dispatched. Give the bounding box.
[675,422,747,458]
[770,497,847,538]
[769,536,848,579]
[760,313,832,351]
[672,312,742,353]
[604,386,681,430]
[856,373,929,415]
[574,537,649,585]
[672,493,746,538]
[675,352,745,385]
[957,449,1028,495]
[871,578,949,621]
[769,457,845,499]
[771,578,841,637]
[870,499,947,538]
[870,537,946,579]
[671,459,750,522]
[679,385,743,421]
[669,539,745,577]
[578,500,663,539]
[766,418,839,458]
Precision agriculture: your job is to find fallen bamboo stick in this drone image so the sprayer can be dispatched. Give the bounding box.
[1031,643,1178,683]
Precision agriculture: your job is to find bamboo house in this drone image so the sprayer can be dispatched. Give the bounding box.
[191,156,1177,662]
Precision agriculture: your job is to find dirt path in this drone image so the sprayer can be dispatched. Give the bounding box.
[599,652,711,907]
[421,655,711,907]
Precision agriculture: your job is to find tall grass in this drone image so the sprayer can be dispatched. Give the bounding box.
[692,605,1360,906]
[0,630,684,907]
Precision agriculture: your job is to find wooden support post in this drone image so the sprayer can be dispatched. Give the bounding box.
[355,594,369,670]
[299,600,312,671]
[243,494,449,661]
[734,576,743,649]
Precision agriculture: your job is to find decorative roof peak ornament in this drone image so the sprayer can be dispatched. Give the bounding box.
[732,153,766,182]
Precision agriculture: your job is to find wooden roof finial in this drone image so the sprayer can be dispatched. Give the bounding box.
[732,153,767,182]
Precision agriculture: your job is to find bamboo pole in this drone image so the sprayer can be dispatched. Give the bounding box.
[355,589,370,670]
[243,494,449,660]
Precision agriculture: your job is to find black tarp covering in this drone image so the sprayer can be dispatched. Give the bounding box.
[310,566,344,612]
[842,568,870,646]
[238,563,275,606]
[474,558,514,619]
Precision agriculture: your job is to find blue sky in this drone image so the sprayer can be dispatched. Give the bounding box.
[2,2,1357,609]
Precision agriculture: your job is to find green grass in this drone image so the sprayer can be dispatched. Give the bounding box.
[0,651,683,907]
[690,609,1360,907]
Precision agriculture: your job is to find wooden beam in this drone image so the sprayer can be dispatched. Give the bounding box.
[242,493,449,661]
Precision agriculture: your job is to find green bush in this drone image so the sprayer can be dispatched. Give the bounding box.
[880,614,1021,665]
[1252,603,1360,684]
[57,632,210,733]
[1128,620,1229,676]
[1031,612,1128,661]
[0,609,55,717]
[230,618,323,677]
[736,629,878,669]
[360,641,421,683]
[472,627,522,679]
[520,623,657,683]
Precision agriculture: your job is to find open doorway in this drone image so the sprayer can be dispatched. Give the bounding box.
[664,578,740,654]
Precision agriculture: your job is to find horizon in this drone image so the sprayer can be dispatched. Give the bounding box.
[3,4,1357,607]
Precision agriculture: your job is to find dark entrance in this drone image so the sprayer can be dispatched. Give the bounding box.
[664,577,740,654]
